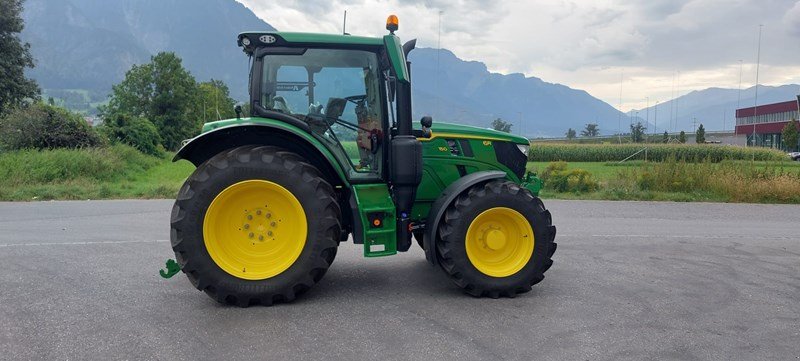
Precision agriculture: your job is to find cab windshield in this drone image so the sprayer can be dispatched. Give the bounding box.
[260,48,384,176]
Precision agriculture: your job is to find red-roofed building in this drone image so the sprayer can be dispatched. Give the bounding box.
[735,96,800,149]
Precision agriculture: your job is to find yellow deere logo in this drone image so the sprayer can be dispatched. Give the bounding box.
[483,141,492,146]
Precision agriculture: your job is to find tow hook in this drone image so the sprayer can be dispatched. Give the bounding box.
[521,171,544,196]
[159,259,181,279]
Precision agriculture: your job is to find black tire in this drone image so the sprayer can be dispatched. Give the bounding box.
[436,180,556,298]
[170,145,341,307]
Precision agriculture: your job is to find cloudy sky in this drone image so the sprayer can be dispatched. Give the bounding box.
[237,0,800,111]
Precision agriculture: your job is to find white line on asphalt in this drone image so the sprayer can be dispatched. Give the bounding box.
[560,234,797,240]
[0,239,169,247]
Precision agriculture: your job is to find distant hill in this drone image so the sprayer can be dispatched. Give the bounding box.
[408,48,627,137]
[634,84,800,133]
[21,0,274,100]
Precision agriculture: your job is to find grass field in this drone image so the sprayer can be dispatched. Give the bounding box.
[529,143,786,162]
[0,145,194,201]
[2,145,799,204]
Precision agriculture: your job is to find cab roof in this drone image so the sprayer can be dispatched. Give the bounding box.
[238,31,384,55]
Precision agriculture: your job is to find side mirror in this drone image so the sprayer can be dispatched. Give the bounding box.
[234,104,243,119]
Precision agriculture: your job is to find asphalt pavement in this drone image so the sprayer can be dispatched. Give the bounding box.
[0,199,798,360]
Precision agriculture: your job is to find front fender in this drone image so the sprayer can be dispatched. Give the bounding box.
[423,171,507,264]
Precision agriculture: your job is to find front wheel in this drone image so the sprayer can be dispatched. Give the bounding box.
[170,145,341,306]
[436,180,556,298]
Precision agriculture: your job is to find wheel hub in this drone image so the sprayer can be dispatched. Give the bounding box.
[465,207,535,277]
[242,208,276,242]
[203,180,307,280]
[484,229,507,250]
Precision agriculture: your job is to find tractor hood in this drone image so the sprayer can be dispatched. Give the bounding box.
[420,122,529,144]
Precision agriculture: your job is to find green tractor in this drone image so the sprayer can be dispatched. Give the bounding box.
[166,16,556,306]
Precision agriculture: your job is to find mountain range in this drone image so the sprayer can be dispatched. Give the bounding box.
[633,84,800,134]
[21,0,272,99]
[19,0,799,137]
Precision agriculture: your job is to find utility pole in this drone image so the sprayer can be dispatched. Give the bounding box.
[675,71,681,133]
[735,59,743,139]
[669,71,675,132]
[435,10,443,119]
[342,10,347,35]
[617,71,623,144]
[654,100,659,136]
[752,25,763,149]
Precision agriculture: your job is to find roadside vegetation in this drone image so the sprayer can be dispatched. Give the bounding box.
[530,143,785,162]
[529,159,800,203]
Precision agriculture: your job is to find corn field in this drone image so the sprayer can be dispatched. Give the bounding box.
[529,143,786,162]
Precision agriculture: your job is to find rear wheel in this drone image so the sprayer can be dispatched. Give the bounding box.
[436,180,556,298]
[170,145,341,306]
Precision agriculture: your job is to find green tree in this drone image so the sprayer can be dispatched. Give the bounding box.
[781,118,799,151]
[662,130,669,143]
[0,0,40,114]
[491,118,512,133]
[198,79,236,122]
[630,121,646,143]
[565,128,576,140]
[104,52,200,150]
[695,123,706,143]
[679,130,686,143]
[100,113,162,156]
[581,123,599,137]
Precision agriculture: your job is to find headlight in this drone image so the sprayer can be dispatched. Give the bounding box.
[516,144,530,156]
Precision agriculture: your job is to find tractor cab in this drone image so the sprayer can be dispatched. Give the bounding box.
[237,26,416,183]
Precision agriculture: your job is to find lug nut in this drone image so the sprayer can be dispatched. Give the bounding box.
[243,224,250,229]
[256,210,262,215]
[266,213,271,218]
[258,235,264,241]
[247,215,253,220]
[248,232,254,238]
[270,221,276,227]
[267,231,273,237]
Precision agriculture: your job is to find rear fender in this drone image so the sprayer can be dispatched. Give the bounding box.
[174,123,349,187]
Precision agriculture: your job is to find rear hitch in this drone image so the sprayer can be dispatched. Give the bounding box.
[159,259,181,279]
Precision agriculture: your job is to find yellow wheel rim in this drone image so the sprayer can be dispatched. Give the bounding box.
[203,180,307,280]
[465,207,534,277]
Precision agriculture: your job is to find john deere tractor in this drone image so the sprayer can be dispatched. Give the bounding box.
[166,16,556,306]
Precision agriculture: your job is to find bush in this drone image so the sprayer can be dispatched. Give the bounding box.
[540,161,598,193]
[529,143,785,162]
[100,113,163,156]
[0,103,102,150]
